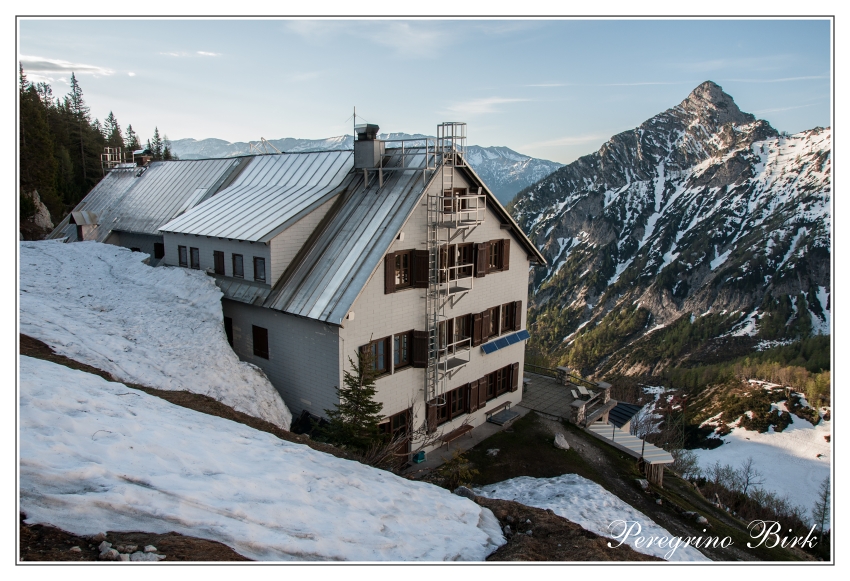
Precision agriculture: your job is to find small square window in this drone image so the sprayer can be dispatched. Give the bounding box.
[233,254,244,278]
[254,257,266,283]
[178,245,188,267]
[190,247,200,269]
[394,251,412,288]
[154,243,165,259]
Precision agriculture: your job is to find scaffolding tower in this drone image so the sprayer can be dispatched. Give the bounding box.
[425,123,486,405]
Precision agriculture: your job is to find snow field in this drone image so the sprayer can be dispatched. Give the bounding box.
[475,474,709,561]
[19,240,291,429]
[19,356,505,561]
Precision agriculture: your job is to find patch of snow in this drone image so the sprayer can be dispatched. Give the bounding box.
[19,241,292,430]
[709,247,732,271]
[19,357,505,561]
[692,413,831,529]
[475,474,708,561]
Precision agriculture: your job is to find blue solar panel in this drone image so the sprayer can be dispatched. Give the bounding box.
[505,333,520,345]
[516,329,530,341]
[481,342,498,354]
[494,337,510,349]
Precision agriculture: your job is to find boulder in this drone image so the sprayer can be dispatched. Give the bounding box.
[554,433,570,450]
[453,486,476,500]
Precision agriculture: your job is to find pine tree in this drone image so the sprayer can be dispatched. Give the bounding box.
[125,124,140,151]
[812,476,830,533]
[104,111,123,149]
[67,72,90,181]
[162,133,174,160]
[150,127,163,160]
[323,350,384,451]
[19,66,58,220]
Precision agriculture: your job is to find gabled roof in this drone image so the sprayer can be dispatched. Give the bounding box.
[48,158,241,242]
[159,151,353,242]
[261,147,546,325]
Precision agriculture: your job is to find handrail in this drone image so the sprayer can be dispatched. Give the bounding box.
[523,363,559,378]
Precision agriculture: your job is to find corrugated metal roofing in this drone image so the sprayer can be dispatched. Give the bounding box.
[216,277,271,306]
[608,402,643,429]
[70,211,98,225]
[265,149,429,325]
[159,151,353,242]
[47,159,240,242]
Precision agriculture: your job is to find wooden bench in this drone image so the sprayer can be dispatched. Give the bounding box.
[440,423,474,449]
[485,400,511,420]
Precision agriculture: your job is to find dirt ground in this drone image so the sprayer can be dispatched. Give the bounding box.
[464,411,809,562]
[475,497,661,561]
[19,513,249,561]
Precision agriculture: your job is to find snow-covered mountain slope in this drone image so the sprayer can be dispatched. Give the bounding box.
[510,82,830,373]
[169,135,562,204]
[19,240,292,430]
[19,356,505,561]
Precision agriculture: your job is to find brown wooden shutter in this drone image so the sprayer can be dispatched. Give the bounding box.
[478,376,488,408]
[510,362,520,392]
[514,300,523,331]
[501,239,510,270]
[476,242,489,277]
[427,402,437,432]
[472,313,483,347]
[468,380,479,412]
[384,253,396,294]
[482,309,491,340]
[412,330,428,367]
[414,250,429,288]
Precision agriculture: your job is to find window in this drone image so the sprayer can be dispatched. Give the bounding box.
[254,257,266,283]
[484,365,515,401]
[455,314,472,348]
[364,336,391,376]
[379,409,410,438]
[153,243,165,259]
[488,240,502,271]
[232,254,244,278]
[457,243,474,278]
[214,251,225,275]
[394,251,412,288]
[190,247,200,270]
[502,302,516,333]
[394,331,413,369]
[487,306,500,339]
[178,245,188,267]
[130,247,141,252]
[430,385,467,427]
[438,319,454,356]
[224,316,234,347]
[252,325,269,359]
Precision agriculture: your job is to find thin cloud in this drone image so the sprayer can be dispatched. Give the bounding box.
[754,103,817,115]
[288,71,321,82]
[159,51,221,57]
[522,133,608,150]
[128,72,136,77]
[285,20,452,59]
[445,97,529,116]
[721,75,829,83]
[19,54,114,83]
[526,83,567,88]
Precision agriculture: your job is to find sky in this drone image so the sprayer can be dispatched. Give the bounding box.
[17,18,832,165]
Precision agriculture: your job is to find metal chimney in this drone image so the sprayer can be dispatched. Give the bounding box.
[354,123,385,169]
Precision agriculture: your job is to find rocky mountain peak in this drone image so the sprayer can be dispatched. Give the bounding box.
[679,81,755,126]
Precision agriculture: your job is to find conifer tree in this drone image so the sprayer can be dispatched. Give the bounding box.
[812,476,830,533]
[104,111,123,149]
[150,127,163,160]
[323,349,384,450]
[125,124,140,151]
[162,134,174,160]
[67,72,90,181]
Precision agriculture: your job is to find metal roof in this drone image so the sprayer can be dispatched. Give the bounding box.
[159,151,353,242]
[608,402,643,429]
[216,276,272,306]
[69,211,98,225]
[265,148,429,324]
[48,159,240,242]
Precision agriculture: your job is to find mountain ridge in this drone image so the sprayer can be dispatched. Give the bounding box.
[169,134,563,204]
[510,81,831,376]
